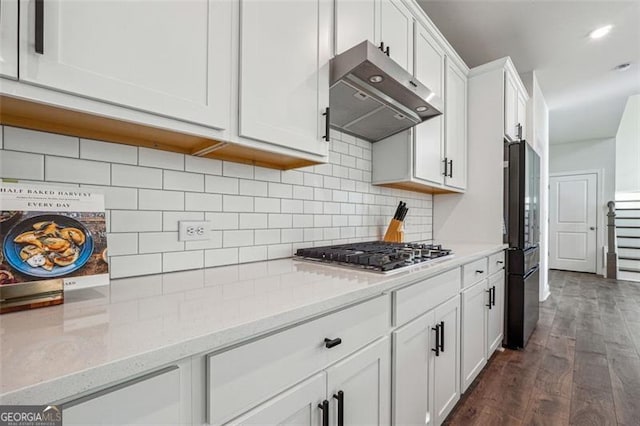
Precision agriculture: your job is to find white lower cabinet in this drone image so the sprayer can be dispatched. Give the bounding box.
[62,364,190,425]
[461,279,488,392]
[487,271,505,357]
[393,296,460,426]
[228,372,326,426]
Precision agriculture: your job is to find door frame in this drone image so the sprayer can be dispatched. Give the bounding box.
[549,169,604,275]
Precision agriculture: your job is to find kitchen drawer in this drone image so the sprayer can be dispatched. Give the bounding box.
[489,251,505,275]
[463,257,489,288]
[206,295,390,425]
[394,268,460,326]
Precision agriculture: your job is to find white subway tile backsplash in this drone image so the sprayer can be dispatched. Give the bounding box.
[139,232,184,253]
[185,156,222,175]
[112,164,162,189]
[239,179,268,197]
[268,182,293,198]
[205,175,238,194]
[205,248,238,267]
[268,213,292,229]
[239,213,267,229]
[0,127,433,278]
[4,127,79,158]
[163,250,203,272]
[239,246,268,263]
[80,139,137,164]
[223,230,254,247]
[107,233,138,256]
[254,166,281,182]
[139,147,184,170]
[111,211,163,232]
[0,150,44,180]
[110,254,162,278]
[139,189,184,211]
[164,170,204,192]
[163,211,204,231]
[206,212,238,230]
[46,156,110,185]
[223,195,254,212]
[185,192,222,212]
[223,161,254,179]
[255,229,280,245]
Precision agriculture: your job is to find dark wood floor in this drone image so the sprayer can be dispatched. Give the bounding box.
[444,270,640,426]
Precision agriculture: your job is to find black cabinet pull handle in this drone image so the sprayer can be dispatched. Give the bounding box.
[442,157,448,177]
[497,260,504,264]
[379,41,385,52]
[431,324,440,357]
[324,337,342,349]
[448,159,453,178]
[35,0,44,54]
[439,320,445,352]
[486,289,492,309]
[492,285,496,306]
[333,391,344,426]
[385,46,390,56]
[318,400,329,426]
[409,80,418,87]
[475,270,484,274]
[322,107,330,141]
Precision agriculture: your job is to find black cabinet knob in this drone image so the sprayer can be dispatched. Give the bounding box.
[324,337,342,349]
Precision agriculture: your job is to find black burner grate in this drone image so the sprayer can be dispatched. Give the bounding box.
[295,241,452,272]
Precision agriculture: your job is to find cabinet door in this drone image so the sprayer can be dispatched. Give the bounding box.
[18,0,231,129]
[461,280,488,392]
[393,311,436,426]
[239,0,330,157]
[379,0,413,72]
[413,23,445,185]
[228,373,326,426]
[504,73,518,140]
[517,92,527,140]
[63,366,185,425]
[487,272,505,356]
[444,59,467,190]
[0,0,18,78]
[433,296,460,426]
[335,0,376,55]
[327,337,391,426]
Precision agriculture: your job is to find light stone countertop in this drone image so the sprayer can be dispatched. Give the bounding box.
[0,241,506,404]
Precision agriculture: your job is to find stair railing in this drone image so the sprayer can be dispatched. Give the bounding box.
[607,201,617,279]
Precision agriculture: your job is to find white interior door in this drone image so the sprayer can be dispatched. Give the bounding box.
[549,173,597,273]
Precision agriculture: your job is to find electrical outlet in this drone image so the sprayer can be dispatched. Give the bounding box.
[179,221,211,241]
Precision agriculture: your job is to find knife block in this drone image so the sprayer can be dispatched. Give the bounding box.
[383,219,404,243]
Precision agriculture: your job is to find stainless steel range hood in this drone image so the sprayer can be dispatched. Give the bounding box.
[330,41,443,142]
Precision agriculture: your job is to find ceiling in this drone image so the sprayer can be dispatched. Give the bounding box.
[418,0,640,144]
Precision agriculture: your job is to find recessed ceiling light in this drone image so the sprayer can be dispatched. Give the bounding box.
[416,106,429,112]
[589,25,613,39]
[369,75,384,83]
[614,63,631,72]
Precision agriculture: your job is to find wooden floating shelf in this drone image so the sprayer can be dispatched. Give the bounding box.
[377,181,462,195]
[0,95,320,170]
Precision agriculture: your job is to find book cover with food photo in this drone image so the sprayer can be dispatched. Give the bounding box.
[0,183,109,295]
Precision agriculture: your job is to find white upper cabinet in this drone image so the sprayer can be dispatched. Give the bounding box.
[335,0,377,55]
[238,0,330,157]
[379,0,413,72]
[444,58,467,190]
[504,72,519,140]
[18,0,232,130]
[517,91,527,140]
[413,22,446,185]
[0,0,18,79]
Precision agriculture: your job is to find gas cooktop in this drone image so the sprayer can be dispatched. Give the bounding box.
[294,241,453,273]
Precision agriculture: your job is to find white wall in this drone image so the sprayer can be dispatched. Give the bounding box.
[0,126,433,279]
[521,71,550,301]
[549,137,616,276]
[615,94,640,196]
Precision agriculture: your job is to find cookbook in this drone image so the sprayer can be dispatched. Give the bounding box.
[0,183,109,291]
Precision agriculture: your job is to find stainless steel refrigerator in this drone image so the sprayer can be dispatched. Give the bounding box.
[504,139,540,349]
